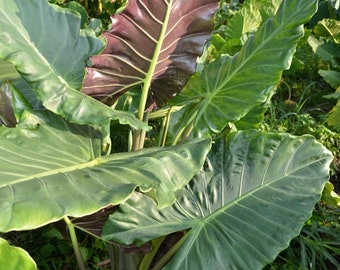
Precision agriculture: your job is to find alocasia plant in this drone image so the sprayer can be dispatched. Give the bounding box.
[82,0,219,106]
[0,0,334,269]
[103,131,332,269]
[0,0,148,132]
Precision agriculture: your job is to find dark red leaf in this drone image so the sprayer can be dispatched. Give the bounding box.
[82,0,218,105]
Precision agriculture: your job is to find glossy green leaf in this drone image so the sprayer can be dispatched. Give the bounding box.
[321,182,340,208]
[234,101,269,130]
[307,35,340,68]
[64,1,89,29]
[318,69,340,88]
[0,238,37,270]
[212,0,274,58]
[0,0,148,131]
[103,130,333,270]
[225,0,281,46]
[313,18,340,43]
[0,111,211,232]
[173,0,318,136]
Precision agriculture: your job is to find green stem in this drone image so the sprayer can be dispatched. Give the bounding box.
[132,130,142,151]
[151,233,188,270]
[139,236,166,270]
[98,0,102,13]
[157,117,167,147]
[180,122,194,143]
[106,242,115,270]
[134,0,173,150]
[64,217,86,270]
[128,130,133,152]
[160,107,173,147]
[172,121,194,146]
[132,111,150,150]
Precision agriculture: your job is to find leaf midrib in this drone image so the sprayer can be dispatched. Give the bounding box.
[1,158,100,187]
[211,4,299,98]
[200,154,330,227]
[136,0,173,121]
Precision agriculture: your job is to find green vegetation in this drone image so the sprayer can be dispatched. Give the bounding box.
[0,0,339,269]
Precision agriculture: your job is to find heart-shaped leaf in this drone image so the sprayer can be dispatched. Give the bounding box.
[0,111,211,232]
[307,35,340,68]
[224,0,281,48]
[171,0,318,136]
[82,0,219,105]
[0,0,148,130]
[102,130,333,270]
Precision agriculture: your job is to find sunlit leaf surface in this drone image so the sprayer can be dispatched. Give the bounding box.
[173,0,318,136]
[0,0,148,130]
[103,130,333,270]
[0,111,211,231]
[0,238,37,270]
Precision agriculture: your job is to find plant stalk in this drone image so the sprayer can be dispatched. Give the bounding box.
[98,0,102,13]
[172,121,194,145]
[64,217,86,270]
[139,236,166,270]
[151,233,189,270]
[134,0,173,150]
[157,117,167,147]
[160,107,173,147]
[132,111,150,150]
[106,242,115,270]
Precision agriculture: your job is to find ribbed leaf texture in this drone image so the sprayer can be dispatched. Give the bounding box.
[102,131,333,270]
[82,0,218,105]
[171,0,318,136]
[0,111,211,231]
[0,0,148,130]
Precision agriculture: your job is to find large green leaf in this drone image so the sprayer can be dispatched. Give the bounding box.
[318,69,340,88]
[307,35,340,68]
[82,0,219,105]
[0,0,148,130]
[224,0,282,47]
[0,111,211,232]
[102,130,333,270]
[313,18,340,43]
[0,238,37,270]
[172,0,318,136]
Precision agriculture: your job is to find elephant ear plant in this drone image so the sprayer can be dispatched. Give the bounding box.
[0,0,334,269]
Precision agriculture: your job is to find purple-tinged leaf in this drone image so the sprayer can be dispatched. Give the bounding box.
[82,0,218,105]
